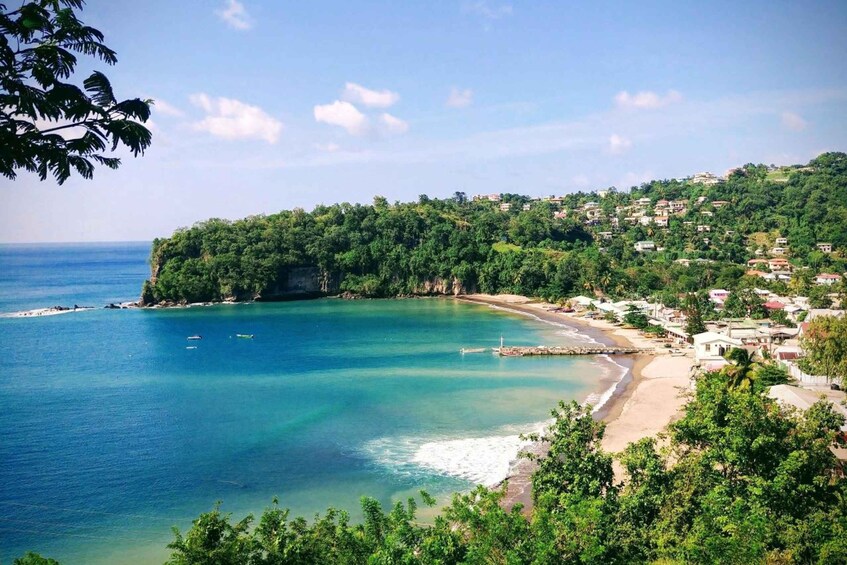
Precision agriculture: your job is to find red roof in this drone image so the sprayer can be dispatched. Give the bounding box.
[776,351,800,361]
[817,273,841,280]
[763,301,786,310]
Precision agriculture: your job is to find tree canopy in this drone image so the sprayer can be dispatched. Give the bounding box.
[0,0,152,184]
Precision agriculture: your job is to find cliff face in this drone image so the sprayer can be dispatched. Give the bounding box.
[259,267,340,301]
[412,277,472,296]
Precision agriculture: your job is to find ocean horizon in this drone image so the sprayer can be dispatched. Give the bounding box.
[0,242,623,564]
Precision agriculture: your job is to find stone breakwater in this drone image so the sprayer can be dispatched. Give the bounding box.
[498,345,649,357]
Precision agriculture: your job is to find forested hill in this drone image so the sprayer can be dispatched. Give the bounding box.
[141,152,847,306]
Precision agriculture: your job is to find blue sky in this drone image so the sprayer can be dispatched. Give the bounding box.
[2,0,847,242]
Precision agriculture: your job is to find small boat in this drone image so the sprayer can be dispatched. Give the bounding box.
[187,335,202,340]
[460,347,486,354]
[236,334,254,339]
[186,346,197,350]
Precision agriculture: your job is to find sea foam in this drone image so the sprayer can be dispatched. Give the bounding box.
[362,421,547,487]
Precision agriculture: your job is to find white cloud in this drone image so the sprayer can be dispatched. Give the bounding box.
[152,99,184,117]
[614,90,682,110]
[380,113,409,135]
[314,142,341,153]
[463,1,513,19]
[608,133,632,155]
[189,93,282,143]
[781,111,807,131]
[342,82,399,108]
[314,100,369,135]
[446,87,473,108]
[216,0,252,30]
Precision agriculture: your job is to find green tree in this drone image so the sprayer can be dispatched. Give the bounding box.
[623,304,649,329]
[684,293,707,337]
[13,553,59,565]
[801,315,847,384]
[721,347,761,390]
[1,0,152,184]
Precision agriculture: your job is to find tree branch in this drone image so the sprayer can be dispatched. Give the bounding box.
[36,120,88,134]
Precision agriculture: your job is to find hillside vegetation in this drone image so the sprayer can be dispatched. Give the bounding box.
[141,153,847,305]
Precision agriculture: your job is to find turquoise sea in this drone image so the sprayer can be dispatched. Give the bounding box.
[0,243,621,564]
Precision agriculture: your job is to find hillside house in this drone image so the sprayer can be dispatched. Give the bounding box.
[768,258,790,271]
[669,200,687,214]
[816,273,842,285]
[709,289,730,303]
[691,172,722,186]
[634,241,656,252]
[817,243,833,253]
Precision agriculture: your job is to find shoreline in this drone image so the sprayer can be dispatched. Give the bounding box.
[456,294,692,511]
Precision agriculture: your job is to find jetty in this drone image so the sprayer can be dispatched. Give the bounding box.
[497,345,649,357]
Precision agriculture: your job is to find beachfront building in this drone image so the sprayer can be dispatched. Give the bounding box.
[693,332,743,367]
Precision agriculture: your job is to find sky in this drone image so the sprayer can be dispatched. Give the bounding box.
[2,0,847,242]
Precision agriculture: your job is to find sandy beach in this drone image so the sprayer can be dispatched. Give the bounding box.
[457,294,693,510]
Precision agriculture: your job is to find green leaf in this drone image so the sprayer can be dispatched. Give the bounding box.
[83,70,116,107]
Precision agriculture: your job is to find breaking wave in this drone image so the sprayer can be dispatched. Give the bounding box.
[361,421,547,487]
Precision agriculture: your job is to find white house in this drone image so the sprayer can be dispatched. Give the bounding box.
[693,332,743,365]
[634,241,656,252]
[817,243,833,253]
[816,273,842,285]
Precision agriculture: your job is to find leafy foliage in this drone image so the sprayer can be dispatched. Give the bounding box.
[1,0,152,183]
[801,315,847,384]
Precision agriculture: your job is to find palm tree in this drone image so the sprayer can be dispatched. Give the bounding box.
[721,347,761,390]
